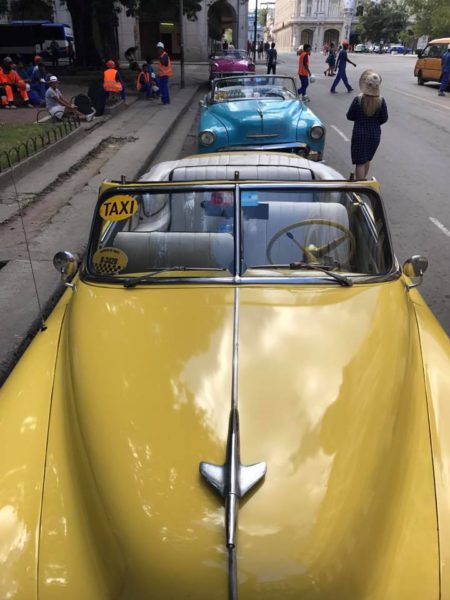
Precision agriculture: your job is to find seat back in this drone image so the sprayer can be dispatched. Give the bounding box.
[114,231,234,272]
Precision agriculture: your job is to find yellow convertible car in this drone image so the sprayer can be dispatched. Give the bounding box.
[1,153,450,600]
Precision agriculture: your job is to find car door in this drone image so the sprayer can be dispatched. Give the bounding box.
[422,43,444,81]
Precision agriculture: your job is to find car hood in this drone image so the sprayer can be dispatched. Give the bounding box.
[212,59,251,72]
[210,99,304,145]
[38,280,439,598]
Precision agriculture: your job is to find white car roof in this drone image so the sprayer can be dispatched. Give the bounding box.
[141,152,345,183]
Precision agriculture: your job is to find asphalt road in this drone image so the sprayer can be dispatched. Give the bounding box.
[264,51,450,333]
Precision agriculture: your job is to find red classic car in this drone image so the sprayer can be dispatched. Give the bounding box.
[209,49,255,84]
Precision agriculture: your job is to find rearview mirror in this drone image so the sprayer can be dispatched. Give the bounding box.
[53,251,79,283]
[403,255,428,288]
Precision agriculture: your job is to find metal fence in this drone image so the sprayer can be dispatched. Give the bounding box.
[0,116,80,173]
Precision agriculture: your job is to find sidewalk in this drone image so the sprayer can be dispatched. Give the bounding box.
[0,63,208,383]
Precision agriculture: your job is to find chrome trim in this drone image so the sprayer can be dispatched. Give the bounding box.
[218,142,310,153]
[200,288,267,600]
[246,133,279,139]
[198,129,217,146]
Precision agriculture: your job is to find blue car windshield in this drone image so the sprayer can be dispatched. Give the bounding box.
[213,76,297,102]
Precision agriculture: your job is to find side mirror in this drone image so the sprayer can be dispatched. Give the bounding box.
[199,99,206,108]
[403,255,428,288]
[53,250,79,284]
[416,49,423,57]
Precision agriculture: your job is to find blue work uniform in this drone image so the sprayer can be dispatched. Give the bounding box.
[439,50,450,92]
[331,49,353,92]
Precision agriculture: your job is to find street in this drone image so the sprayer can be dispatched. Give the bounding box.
[274,51,450,332]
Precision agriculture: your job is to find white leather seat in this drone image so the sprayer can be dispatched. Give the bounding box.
[114,231,234,273]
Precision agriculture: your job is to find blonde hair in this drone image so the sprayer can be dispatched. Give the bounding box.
[360,94,382,117]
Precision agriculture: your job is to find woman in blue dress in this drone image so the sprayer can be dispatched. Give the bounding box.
[324,43,336,76]
[346,70,388,180]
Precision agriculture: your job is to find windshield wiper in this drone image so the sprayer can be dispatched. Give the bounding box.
[250,263,353,286]
[123,267,224,288]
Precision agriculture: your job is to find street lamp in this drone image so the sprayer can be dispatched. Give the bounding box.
[179,0,185,88]
[253,0,258,61]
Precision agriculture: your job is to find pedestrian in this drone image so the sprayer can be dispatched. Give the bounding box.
[145,57,159,98]
[0,57,33,109]
[324,42,336,76]
[136,63,152,99]
[330,40,356,93]
[30,61,48,105]
[298,43,312,101]
[103,59,126,101]
[438,43,450,96]
[45,75,94,121]
[258,40,263,59]
[50,39,59,67]
[223,40,229,51]
[124,46,139,71]
[156,42,172,105]
[264,41,270,62]
[267,42,277,74]
[68,41,75,65]
[346,70,388,180]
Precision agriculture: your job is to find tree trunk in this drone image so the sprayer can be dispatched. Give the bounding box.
[66,0,103,66]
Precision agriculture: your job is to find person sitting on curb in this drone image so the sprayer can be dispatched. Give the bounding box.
[438,44,450,97]
[137,63,152,99]
[30,61,48,105]
[0,57,33,109]
[156,42,172,105]
[45,76,95,121]
[103,60,126,101]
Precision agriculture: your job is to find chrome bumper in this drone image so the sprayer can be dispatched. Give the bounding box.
[217,142,322,161]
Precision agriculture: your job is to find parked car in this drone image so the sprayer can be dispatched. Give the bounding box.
[198,75,325,160]
[1,151,449,599]
[386,44,409,54]
[354,43,369,53]
[415,37,450,86]
[209,49,255,84]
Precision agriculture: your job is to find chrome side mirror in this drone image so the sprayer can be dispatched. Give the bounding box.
[403,255,428,289]
[53,251,79,285]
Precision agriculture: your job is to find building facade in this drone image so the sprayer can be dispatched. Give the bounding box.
[273,0,359,52]
[2,0,248,62]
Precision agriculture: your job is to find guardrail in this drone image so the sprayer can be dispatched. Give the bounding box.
[0,116,80,173]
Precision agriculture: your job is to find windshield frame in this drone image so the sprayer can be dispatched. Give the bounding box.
[211,75,298,103]
[82,181,400,286]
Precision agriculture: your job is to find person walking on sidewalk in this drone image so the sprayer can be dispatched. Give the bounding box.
[267,42,277,74]
[298,44,312,102]
[438,44,450,96]
[330,40,356,93]
[346,70,388,180]
[157,42,172,105]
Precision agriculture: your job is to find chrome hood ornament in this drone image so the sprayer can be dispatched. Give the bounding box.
[200,288,267,599]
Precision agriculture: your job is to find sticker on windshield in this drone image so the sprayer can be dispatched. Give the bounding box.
[93,247,128,274]
[99,195,138,221]
[241,191,259,206]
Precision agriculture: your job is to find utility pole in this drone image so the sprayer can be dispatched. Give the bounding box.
[179,0,185,88]
[253,0,258,62]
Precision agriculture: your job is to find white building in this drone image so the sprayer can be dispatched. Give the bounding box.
[2,0,249,62]
[273,0,360,52]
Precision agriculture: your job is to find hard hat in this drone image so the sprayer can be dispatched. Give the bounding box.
[309,74,316,83]
[156,42,165,49]
[106,60,116,68]
[49,75,58,82]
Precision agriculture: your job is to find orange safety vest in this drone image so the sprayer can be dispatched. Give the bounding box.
[298,51,309,76]
[136,71,150,91]
[103,68,123,93]
[158,52,173,77]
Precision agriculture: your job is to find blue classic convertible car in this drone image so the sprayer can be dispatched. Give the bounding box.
[198,75,326,160]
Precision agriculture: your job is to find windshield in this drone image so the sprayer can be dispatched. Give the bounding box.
[89,188,235,278]
[213,76,297,102]
[214,50,249,61]
[87,185,393,282]
[241,188,391,276]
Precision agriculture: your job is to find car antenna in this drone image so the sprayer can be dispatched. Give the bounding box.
[8,166,47,331]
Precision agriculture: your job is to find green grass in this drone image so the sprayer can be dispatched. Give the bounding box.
[0,122,76,171]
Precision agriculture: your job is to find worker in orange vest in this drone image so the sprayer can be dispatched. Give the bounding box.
[136,63,151,99]
[156,42,172,105]
[103,59,126,100]
[0,57,33,109]
[298,43,312,102]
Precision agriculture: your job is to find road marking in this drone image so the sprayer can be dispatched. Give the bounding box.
[429,217,450,239]
[391,88,450,111]
[330,125,350,142]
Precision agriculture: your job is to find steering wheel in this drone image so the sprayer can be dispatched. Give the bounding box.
[265,91,285,99]
[266,219,356,264]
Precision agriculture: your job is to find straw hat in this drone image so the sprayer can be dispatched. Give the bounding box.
[359,69,382,96]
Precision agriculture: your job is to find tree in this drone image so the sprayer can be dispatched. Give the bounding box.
[10,0,53,20]
[258,8,268,27]
[356,0,410,43]
[405,0,450,39]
